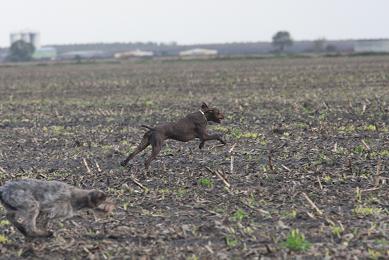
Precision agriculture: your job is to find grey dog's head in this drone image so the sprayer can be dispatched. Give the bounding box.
[87,190,107,208]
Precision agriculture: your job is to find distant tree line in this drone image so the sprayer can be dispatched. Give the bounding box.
[50,38,353,57]
[0,31,357,63]
[7,40,35,62]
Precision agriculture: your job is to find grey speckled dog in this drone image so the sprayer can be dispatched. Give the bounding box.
[0,179,107,238]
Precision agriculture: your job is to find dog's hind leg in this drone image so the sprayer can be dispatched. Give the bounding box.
[121,133,151,166]
[22,203,52,237]
[144,136,163,169]
[36,212,50,233]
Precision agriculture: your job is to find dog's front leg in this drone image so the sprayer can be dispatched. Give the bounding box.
[199,132,226,149]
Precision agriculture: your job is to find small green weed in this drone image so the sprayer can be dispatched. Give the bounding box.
[370,150,389,158]
[282,229,311,252]
[295,122,308,129]
[211,125,229,133]
[0,234,9,244]
[240,132,258,139]
[0,220,10,226]
[354,145,366,154]
[322,175,332,183]
[50,125,67,135]
[198,178,213,188]
[368,248,382,260]
[232,209,246,222]
[353,206,382,217]
[186,255,199,260]
[364,124,377,132]
[225,236,239,248]
[282,209,297,219]
[338,125,356,134]
[175,188,188,198]
[330,225,344,238]
[144,100,154,107]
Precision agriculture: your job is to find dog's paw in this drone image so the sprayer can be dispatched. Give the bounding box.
[95,201,116,215]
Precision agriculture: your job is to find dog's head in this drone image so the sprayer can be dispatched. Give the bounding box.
[87,190,107,208]
[201,102,224,123]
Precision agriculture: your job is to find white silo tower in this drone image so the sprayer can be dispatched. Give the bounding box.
[29,32,41,49]
[10,31,41,49]
[10,33,22,45]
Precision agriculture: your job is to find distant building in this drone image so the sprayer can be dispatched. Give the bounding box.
[179,48,218,58]
[10,31,41,49]
[58,50,107,60]
[32,47,57,60]
[354,39,389,53]
[114,50,154,59]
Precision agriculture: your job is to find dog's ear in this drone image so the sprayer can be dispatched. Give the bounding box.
[201,102,209,111]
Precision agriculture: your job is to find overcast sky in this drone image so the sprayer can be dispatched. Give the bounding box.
[0,0,388,47]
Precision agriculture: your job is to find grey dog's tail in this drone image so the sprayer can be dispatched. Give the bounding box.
[141,125,155,131]
[0,187,5,205]
[0,187,6,207]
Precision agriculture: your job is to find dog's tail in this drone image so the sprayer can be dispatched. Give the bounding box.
[141,125,155,131]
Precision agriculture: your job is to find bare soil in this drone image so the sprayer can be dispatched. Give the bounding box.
[0,56,388,259]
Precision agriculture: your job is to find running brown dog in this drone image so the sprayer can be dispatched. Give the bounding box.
[121,102,226,169]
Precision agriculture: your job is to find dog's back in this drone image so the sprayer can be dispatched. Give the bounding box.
[0,179,73,210]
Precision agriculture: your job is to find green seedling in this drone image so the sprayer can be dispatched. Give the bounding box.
[354,145,366,154]
[232,208,246,222]
[186,255,199,260]
[338,125,356,134]
[330,225,344,238]
[323,175,332,183]
[225,236,239,248]
[353,206,382,217]
[122,202,129,211]
[364,124,377,132]
[368,248,382,260]
[282,209,297,219]
[319,112,327,120]
[240,132,259,139]
[282,229,311,252]
[50,125,67,135]
[198,178,213,188]
[370,150,389,158]
[0,220,10,226]
[211,125,229,133]
[295,122,308,129]
[0,234,9,244]
[144,100,154,107]
[175,188,188,198]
